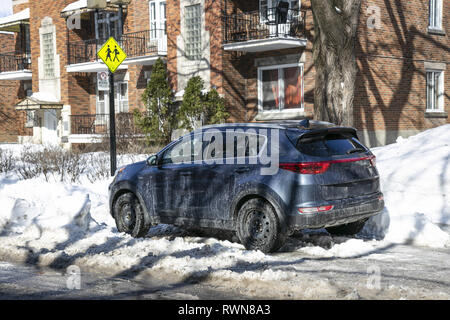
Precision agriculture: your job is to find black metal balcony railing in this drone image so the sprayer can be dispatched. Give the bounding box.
[70,113,141,135]
[224,8,306,44]
[0,52,31,73]
[67,29,167,65]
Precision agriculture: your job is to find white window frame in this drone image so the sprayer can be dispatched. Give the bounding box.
[429,0,443,30]
[96,81,129,116]
[115,81,129,113]
[96,89,107,114]
[24,82,34,128]
[25,110,36,128]
[426,69,445,112]
[96,11,121,40]
[149,0,167,37]
[257,62,304,113]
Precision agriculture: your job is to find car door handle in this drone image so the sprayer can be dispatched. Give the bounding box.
[234,167,250,173]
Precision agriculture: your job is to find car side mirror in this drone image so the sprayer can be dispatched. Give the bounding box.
[147,155,158,166]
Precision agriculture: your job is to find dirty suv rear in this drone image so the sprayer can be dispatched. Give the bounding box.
[109,120,384,253]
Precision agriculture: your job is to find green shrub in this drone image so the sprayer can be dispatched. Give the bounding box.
[177,76,229,131]
[134,58,176,145]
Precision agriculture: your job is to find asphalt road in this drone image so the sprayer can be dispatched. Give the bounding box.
[0,261,253,300]
[1,237,449,300]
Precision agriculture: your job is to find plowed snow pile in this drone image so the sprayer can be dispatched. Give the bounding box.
[362,124,450,248]
[0,125,448,282]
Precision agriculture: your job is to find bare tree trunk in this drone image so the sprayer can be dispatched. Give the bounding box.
[311,0,361,126]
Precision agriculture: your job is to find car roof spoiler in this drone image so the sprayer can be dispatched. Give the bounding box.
[276,119,336,129]
[298,126,359,141]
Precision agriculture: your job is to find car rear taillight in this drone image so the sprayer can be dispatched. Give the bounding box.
[280,155,376,174]
[298,205,334,214]
[369,155,376,167]
[279,162,330,174]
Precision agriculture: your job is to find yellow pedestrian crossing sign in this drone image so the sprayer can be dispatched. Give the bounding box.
[97,37,127,73]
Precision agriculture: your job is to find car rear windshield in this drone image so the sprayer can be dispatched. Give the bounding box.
[296,133,367,157]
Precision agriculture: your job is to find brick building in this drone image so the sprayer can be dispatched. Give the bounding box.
[0,0,448,147]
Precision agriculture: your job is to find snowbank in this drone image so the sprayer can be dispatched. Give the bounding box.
[362,124,450,248]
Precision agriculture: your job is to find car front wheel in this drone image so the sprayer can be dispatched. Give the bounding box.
[236,198,286,253]
[113,192,149,238]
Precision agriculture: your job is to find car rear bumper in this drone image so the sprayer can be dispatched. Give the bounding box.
[287,192,384,230]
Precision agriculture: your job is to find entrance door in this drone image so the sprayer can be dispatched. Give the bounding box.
[149,0,167,52]
[42,109,58,144]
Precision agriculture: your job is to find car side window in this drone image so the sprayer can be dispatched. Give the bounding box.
[161,135,203,165]
[203,134,225,160]
[161,131,267,164]
[225,132,265,159]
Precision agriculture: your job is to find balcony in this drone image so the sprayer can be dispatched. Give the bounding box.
[66,29,167,73]
[223,8,307,52]
[0,8,31,80]
[0,52,32,80]
[69,113,142,143]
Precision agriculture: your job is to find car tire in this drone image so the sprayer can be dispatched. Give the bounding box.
[113,192,149,238]
[236,198,286,253]
[326,218,368,236]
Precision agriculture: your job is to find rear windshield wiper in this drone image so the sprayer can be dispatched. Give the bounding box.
[346,148,366,154]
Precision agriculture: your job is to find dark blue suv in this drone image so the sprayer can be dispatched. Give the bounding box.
[109,120,384,253]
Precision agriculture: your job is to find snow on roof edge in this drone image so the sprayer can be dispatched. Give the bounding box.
[30,91,60,103]
[0,8,30,25]
[62,0,112,13]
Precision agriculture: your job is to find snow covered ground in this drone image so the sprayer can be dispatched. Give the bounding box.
[0,125,449,298]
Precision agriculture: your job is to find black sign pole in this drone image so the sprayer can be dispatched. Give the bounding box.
[109,70,117,176]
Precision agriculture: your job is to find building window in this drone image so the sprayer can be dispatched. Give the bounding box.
[429,0,443,30]
[20,24,31,54]
[42,32,54,78]
[258,63,304,112]
[96,11,122,40]
[96,81,129,116]
[96,90,107,115]
[426,70,444,111]
[185,4,202,60]
[115,82,129,113]
[149,0,167,39]
[25,110,36,128]
[260,0,299,19]
[25,82,35,127]
[24,82,32,97]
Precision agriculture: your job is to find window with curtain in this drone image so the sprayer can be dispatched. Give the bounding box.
[283,66,302,108]
[259,63,303,111]
[262,69,279,110]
